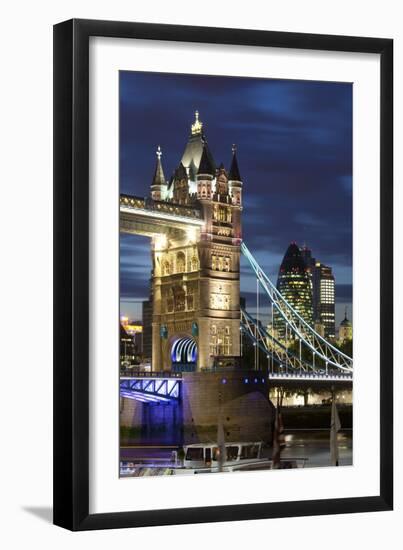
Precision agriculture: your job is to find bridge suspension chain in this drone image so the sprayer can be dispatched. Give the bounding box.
[241,308,312,373]
[241,242,353,373]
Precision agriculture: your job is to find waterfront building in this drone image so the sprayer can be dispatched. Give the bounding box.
[338,308,353,342]
[266,323,282,354]
[121,318,143,353]
[314,320,325,337]
[275,243,313,339]
[121,316,143,336]
[120,324,136,366]
[142,299,153,362]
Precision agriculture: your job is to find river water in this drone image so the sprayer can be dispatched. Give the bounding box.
[120,430,352,476]
[280,429,352,467]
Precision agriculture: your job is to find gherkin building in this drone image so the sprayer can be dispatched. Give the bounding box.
[274,243,313,339]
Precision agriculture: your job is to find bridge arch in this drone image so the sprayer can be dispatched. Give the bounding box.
[170,336,198,372]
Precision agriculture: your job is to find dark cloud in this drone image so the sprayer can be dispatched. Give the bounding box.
[120,71,352,325]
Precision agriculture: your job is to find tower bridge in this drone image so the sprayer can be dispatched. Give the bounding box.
[120,112,353,401]
[121,113,243,374]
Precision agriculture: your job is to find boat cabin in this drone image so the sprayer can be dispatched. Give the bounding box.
[183,442,263,469]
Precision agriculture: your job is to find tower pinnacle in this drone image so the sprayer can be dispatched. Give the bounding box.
[197,144,215,176]
[151,144,166,189]
[191,110,203,135]
[229,144,242,182]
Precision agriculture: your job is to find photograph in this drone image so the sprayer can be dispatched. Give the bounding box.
[0,0,395,540]
[118,71,354,477]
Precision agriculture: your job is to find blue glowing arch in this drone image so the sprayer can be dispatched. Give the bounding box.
[171,337,197,365]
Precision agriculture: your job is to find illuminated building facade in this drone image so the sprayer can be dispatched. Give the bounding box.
[301,246,336,339]
[275,243,313,338]
[142,299,153,362]
[121,315,144,354]
[338,308,353,342]
[314,262,336,339]
[149,112,243,371]
[120,324,137,365]
[121,316,143,336]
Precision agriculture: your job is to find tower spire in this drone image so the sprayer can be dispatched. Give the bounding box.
[228,144,242,181]
[151,145,166,187]
[197,143,215,176]
[150,145,167,201]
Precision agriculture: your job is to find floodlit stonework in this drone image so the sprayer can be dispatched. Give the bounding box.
[149,113,243,371]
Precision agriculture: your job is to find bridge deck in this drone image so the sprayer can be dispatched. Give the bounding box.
[120,194,204,237]
[120,369,352,383]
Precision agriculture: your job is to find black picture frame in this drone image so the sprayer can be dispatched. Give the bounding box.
[53,18,393,531]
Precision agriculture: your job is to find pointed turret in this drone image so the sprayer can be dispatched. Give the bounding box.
[150,145,167,201]
[196,144,214,200]
[340,307,352,327]
[197,144,215,176]
[152,145,166,186]
[229,145,243,206]
[229,144,242,182]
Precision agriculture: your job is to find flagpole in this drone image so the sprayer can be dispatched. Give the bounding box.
[217,390,226,472]
[272,387,285,469]
[330,387,341,466]
[272,391,280,469]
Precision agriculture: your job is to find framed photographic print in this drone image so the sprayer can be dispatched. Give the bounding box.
[53,19,393,530]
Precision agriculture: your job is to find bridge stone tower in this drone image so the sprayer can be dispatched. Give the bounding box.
[150,112,243,372]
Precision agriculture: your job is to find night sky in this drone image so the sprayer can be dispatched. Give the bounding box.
[120,71,352,327]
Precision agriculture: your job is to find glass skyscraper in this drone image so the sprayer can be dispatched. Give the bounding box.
[275,243,313,339]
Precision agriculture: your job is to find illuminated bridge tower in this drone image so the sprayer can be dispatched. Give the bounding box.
[150,112,243,372]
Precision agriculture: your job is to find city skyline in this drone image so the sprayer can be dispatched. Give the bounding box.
[120,71,352,326]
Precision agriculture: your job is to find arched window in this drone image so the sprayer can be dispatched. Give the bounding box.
[162,260,170,276]
[191,255,198,271]
[176,251,186,273]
